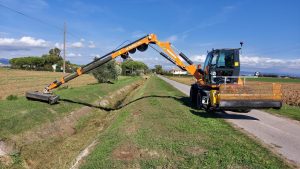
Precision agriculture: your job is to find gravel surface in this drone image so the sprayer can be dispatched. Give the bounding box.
[158,75,300,167]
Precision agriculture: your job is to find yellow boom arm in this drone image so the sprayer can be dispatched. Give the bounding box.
[45,33,203,93]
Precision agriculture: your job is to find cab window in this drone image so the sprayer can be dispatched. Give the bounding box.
[217,51,234,68]
[211,53,217,66]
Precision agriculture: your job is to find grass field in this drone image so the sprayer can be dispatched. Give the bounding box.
[247,77,300,83]
[80,76,289,168]
[0,68,97,100]
[165,75,300,121]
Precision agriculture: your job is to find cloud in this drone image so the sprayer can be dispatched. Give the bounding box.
[187,54,300,74]
[190,53,299,70]
[90,53,100,58]
[71,41,84,48]
[190,54,207,63]
[0,36,48,51]
[67,52,82,58]
[240,55,299,69]
[54,42,63,49]
[55,40,95,49]
[88,41,96,48]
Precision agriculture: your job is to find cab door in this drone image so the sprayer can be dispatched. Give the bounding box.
[202,53,213,84]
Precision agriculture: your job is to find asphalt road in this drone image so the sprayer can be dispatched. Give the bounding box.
[158,75,300,167]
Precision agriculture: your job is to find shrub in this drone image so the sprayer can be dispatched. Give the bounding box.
[91,60,119,83]
[6,95,18,100]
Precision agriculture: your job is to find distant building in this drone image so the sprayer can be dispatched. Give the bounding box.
[170,68,187,75]
[52,64,57,72]
[254,72,260,76]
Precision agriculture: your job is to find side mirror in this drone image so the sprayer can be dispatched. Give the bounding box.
[197,64,204,74]
[197,64,201,69]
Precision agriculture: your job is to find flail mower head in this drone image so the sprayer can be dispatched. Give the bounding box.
[26,91,59,104]
[218,82,282,109]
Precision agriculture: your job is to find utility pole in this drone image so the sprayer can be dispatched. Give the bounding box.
[63,22,66,74]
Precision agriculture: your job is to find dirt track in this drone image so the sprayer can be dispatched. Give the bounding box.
[158,75,300,167]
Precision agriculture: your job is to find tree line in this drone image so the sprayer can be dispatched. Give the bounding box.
[9,48,154,83]
[9,48,77,72]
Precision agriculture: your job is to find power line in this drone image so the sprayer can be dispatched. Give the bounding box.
[0,3,83,41]
[0,3,62,32]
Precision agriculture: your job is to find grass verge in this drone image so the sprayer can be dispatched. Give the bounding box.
[265,104,300,121]
[0,76,141,138]
[80,76,290,168]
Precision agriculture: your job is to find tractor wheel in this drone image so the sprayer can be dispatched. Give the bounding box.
[196,92,203,109]
[190,86,197,106]
[239,109,251,113]
[234,109,251,113]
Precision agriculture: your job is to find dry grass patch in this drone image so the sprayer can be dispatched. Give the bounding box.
[0,68,96,99]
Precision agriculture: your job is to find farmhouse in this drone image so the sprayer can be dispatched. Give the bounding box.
[170,68,187,75]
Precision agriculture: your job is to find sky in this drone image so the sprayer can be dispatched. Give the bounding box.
[0,0,299,75]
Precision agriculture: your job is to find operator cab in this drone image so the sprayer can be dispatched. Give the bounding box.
[202,48,240,85]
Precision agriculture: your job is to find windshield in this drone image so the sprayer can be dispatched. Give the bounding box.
[217,50,234,68]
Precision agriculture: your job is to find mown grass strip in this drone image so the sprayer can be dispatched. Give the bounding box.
[80,76,290,169]
[265,104,300,121]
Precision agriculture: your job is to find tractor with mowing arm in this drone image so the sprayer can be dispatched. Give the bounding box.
[26,33,282,112]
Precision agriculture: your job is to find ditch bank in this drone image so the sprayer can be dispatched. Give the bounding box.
[0,78,146,168]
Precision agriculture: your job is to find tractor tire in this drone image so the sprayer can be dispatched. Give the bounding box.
[196,92,203,109]
[239,109,251,113]
[190,86,197,106]
[234,109,251,113]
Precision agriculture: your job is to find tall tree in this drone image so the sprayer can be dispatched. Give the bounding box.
[154,65,163,74]
[49,47,61,57]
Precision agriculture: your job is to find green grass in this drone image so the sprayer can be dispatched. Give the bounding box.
[80,76,290,169]
[265,104,300,121]
[0,76,141,138]
[247,77,300,83]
